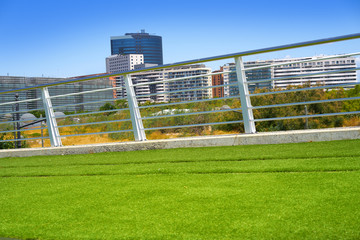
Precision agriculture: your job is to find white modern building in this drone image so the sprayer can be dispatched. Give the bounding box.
[163,65,212,102]
[220,55,357,96]
[106,54,144,73]
[268,56,357,88]
[111,64,212,103]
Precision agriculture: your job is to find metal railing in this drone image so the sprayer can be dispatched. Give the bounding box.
[0,33,359,149]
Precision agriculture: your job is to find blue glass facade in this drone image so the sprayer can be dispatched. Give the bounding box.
[228,63,272,95]
[111,31,163,65]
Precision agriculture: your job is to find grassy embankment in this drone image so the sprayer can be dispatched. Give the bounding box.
[1,139,360,239]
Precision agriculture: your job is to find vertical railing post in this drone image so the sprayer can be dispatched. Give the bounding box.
[124,74,146,141]
[234,56,256,134]
[41,87,62,147]
[14,94,21,148]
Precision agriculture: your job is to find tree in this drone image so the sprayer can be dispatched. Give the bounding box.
[99,102,116,115]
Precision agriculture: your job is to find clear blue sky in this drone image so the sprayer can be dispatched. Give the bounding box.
[0,0,359,78]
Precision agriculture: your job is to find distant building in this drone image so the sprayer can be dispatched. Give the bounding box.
[113,64,212,104]
[129,69,165,103]
[111,30,163,65]
[134,63,158,70]
[212,68,224,98]
[106,54,157,100]
[106,54,144,73]
[163,64,212,102]
[220,55,357,96]
[265,56,357,88]
[222,62,272,96]
[0,75,112,113]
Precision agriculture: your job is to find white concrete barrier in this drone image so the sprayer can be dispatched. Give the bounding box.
[0,127,359,158]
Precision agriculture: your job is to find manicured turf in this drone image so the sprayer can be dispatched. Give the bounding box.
[1,139,360,239]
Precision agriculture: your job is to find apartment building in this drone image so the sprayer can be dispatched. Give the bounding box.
[164,65,212,102]
[113,64,212,104]
[219,55,357,96]
[222,62,272,96]
[268,56,357,88]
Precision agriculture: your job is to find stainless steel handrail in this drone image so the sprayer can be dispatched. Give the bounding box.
[244,52,360,71]
[54,108,129,118]
[254,111,360,122]
[57,118,131,128]
[250,82,360,97]
[135,83,238,98]
[132,71,232,87]
[51,97,127,109]
[0,136,49,143]
[251,96,360,110]
[60,129,133,138]
[137,95,241,109]
[143,120,244,131]
[0,98,42,106]
[141,108,243,120]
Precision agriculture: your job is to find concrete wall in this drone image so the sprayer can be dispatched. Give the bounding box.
[0,127,359,158]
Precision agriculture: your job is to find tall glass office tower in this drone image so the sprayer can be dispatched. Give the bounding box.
[111,30,163,65]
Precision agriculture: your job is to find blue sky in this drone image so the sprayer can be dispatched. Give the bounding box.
[0,0,359,78]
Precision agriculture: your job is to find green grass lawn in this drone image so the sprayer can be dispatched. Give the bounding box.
[1,139,360,240]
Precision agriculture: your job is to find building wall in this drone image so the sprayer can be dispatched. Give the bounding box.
[0,76,29,113]
[223,63,272,96]
[0,76,113,113]
[164,65,212,102]
[221,55,357,96]
[106,54,144,73]
[222,65,231,97]
[131,71,165,103]
[212,68,224,98]
[113,64,212,103]
[270,56,357,88]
